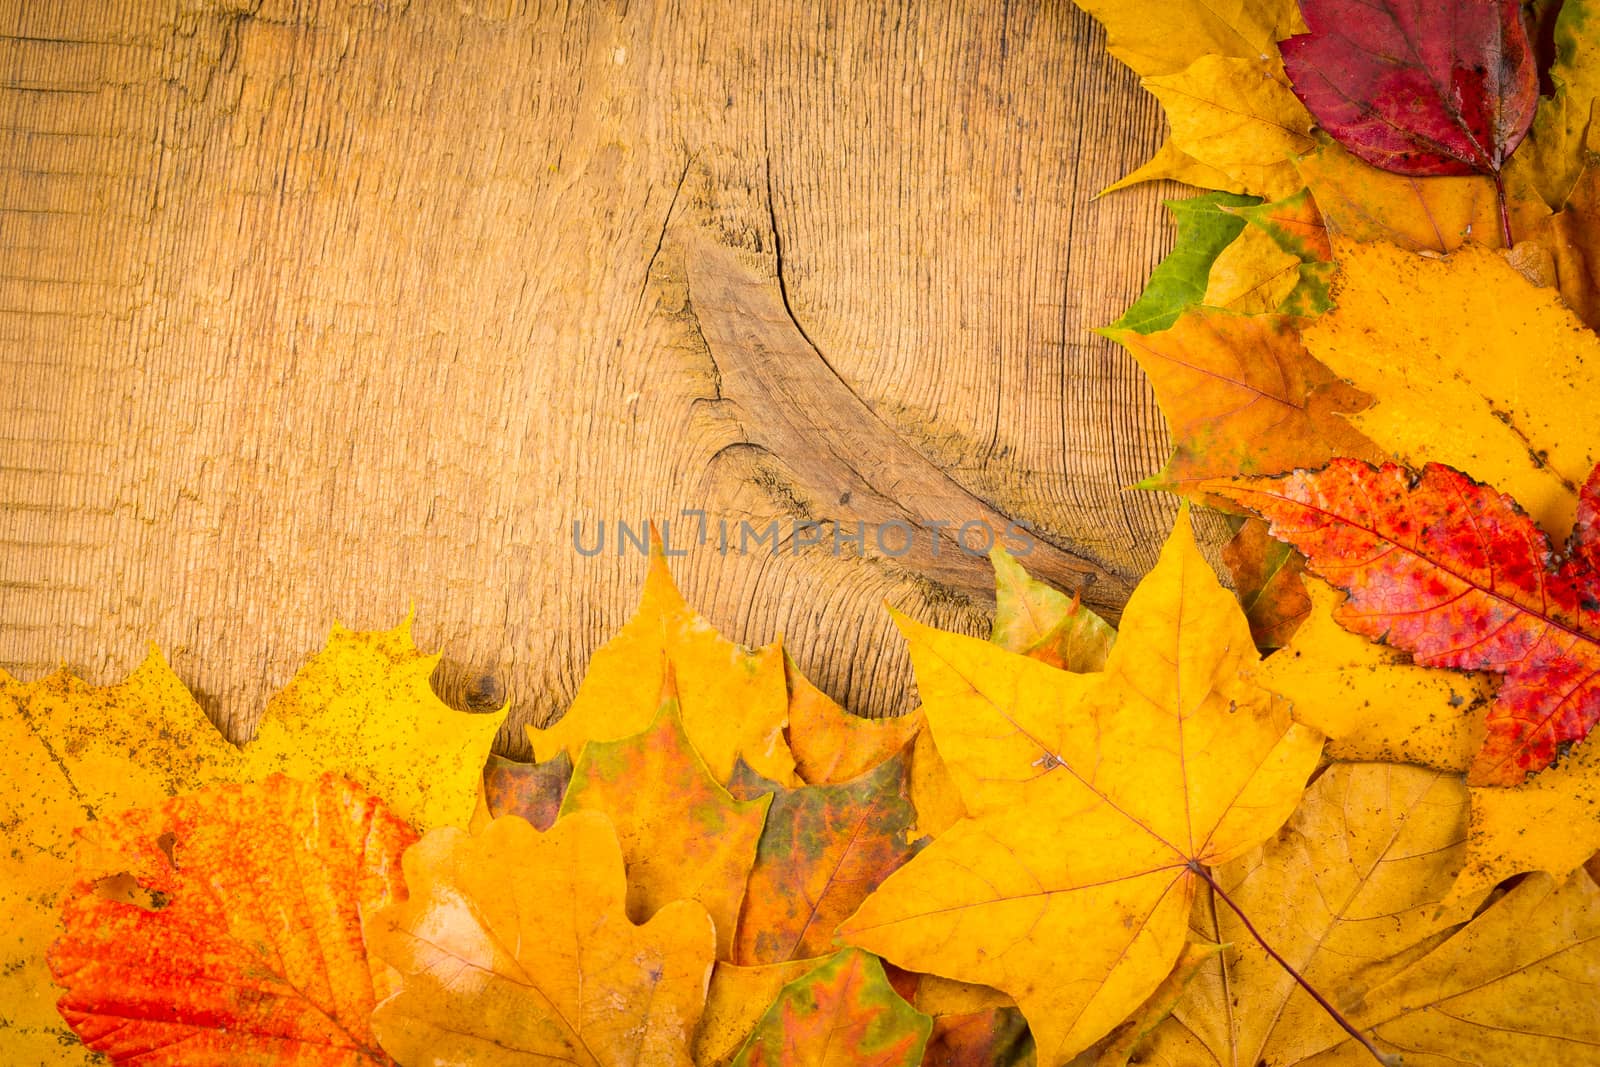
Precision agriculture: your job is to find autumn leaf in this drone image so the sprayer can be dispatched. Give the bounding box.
[1136,763,1469,1065]
[730,751,924,966]
[1281,0,1538,197]
[989,545,1116,671]
[1077,943,1221,1067]
[1252,579,1490,771]
[841,511,1323,1063]
[1069,0,1303,79]
[1300,239,1600,535]
[1103,308,1379,493]
[1221,517,1312,649]
[243,617,506,831]
[1516,0,1600,209]
[528,532,796,786]
[783,653,923,787]
[560,675,770,960]
[729,949,932,1067]
[1069,0,1309,196]
[482,749,573,830]
[1200,220,1305,315]
[1107,192,1256,336]
[1207,459,1600,785]
[370,810,716,1066]
[699,960,823,1067]
[0,654,245,1062]
[1319,872,1600,1062]
[922,1007,1034,1067]
[1529,114,1600,332]
[1141,55,1315,198]
[1218,187,1334,315]
[1294,138,1510,252]
[1451,739,1600,908]
[48,774,415,1066]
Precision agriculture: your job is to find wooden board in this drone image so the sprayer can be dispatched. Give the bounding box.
[0,0,1199,751]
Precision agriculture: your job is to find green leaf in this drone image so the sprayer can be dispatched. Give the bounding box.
[1108,192,1258,334]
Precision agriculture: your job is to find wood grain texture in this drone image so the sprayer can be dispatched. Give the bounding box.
[0,0,1194,752]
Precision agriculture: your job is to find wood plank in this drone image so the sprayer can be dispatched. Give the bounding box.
[0,0,1194,750]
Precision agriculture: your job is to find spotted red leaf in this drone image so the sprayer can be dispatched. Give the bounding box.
[1280,0,1538,178]
[48,775,414,1065]
[1206,460,1600,785]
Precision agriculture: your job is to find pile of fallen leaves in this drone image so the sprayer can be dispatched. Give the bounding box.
[5,0,1600,1064]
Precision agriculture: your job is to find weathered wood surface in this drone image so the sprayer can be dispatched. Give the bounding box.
[0,0,1194,750]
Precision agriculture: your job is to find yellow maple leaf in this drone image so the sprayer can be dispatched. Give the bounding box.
[1450,741,1600,910]
[528,539,796,787]
[1142,56,1314,199]
[1253,580,1489,771]
[243,617,506,831]
[370,810,716,1066]
[0,654,244,1062]
[1302,239,1600,534]
[1069,0,1303,79]
[841,510,1323,1064]
[1138,763,1469,1065]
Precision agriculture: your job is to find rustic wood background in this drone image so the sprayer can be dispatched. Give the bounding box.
[0,0,1197,753]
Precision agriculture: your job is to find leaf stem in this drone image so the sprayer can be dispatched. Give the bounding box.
[1494,168,1513,248]
[1187,860,1401,1067]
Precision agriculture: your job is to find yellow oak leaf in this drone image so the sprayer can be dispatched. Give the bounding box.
[1302,239,1600,534]
[1069,0,1304,78]
[1139,763,1471,1066]
[1253,580,1489,771]
[1142,56,1315,199]
[783,652,922,787]
[370,810,717,1066]
[1449,740,1600,909]
[559,676,770,960]
[242,617,506,831]
[0,655,245,1062]
[841,510,1323,1064]
[528,537,796,786]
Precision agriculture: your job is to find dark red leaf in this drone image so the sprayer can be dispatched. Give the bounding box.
[1206,459,1600,785]
[1281,0,1538,177]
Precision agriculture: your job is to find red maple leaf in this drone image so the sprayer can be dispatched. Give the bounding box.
[1206,459,1600,786]
[1280,0,1538,243]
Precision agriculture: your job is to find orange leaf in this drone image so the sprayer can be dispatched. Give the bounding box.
[731,752,925,965]
[48,774,415,1066]
[1221,517,1312,649]
[784,653,923,787]
[1103,309,1379,494]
